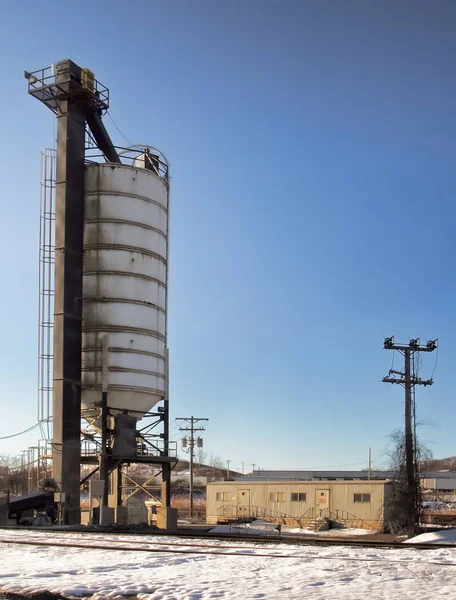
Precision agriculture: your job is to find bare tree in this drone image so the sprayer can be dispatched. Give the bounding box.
[385,428,432,535]
[196,449,207,466]
[422,456,456,472]
[0,454,27,495]
[209,453,224,480]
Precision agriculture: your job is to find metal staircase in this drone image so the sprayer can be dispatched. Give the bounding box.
[216,504,379,532]
[217,504,306,528]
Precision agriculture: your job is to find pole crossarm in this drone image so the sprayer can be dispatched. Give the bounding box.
[383,336,438,352]
[382,377,433,386]
[178,427,206,433]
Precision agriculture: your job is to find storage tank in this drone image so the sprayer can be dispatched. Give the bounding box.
[81,151,169,424]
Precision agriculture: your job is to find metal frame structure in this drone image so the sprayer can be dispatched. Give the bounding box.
[26,59,176,525]
[26,65,109,115]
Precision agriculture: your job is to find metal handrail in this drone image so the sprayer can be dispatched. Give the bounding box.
[85,145,169,182]
[319,508,378,530]
[216,503,379,531]
[216,504,305,527]
[27,65,109,114]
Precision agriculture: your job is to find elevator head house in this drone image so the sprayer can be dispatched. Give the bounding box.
[26,59,177,526]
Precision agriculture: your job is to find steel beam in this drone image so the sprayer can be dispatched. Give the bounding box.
[85,110,121,163]
[52,60,85,525]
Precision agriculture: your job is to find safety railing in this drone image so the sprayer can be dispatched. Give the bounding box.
[216,503,379,531]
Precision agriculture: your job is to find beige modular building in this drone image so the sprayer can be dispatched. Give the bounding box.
[421,478,456,492]
[207,480,393,531]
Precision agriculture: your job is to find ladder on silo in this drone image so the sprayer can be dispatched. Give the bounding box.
[37,148,56,441]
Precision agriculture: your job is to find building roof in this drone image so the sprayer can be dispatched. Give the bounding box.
[208,479,392,486]
[234,470,456,481]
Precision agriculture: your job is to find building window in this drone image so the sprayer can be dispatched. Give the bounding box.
[269,492,285,502]
[216,492,229,502]
[291,493,307,502]
[354,493,371,503]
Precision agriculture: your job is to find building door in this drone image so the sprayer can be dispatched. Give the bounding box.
[316,489,330,515]
[237,489,251,517]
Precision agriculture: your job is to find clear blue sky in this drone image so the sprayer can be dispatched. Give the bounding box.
[0,0,455,471]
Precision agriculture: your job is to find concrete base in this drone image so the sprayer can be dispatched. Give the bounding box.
[127,501,148,524]
[157,507,178,531]
[0,493,8,526]
[100,506,114,525]
[0,505,7,526]
[92,505,115,525]
[114,505,128,525]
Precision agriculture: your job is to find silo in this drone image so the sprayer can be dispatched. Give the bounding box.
[27,60,177,526]
[81,152,169,426]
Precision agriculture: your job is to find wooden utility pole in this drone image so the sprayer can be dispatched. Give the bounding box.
[177,416,208,518]
[404,349,414,517]
[382,337,437,536]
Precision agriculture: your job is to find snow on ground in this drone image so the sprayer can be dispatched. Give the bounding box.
[2,529,456,599]
[405,528,456,545]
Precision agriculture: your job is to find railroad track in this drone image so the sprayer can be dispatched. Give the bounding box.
[1,533,456,568]
[0,526,454,551]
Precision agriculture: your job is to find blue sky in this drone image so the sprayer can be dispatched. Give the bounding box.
[0,0,455,471]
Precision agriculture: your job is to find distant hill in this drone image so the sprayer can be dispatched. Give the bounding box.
[173,460,242,480]
[422,457,456,472]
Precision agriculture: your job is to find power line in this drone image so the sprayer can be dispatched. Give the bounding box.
[0,423,40,440]
[106,111,134,147]
[431,344,439,379]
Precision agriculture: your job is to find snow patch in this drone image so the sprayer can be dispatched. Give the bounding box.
[405,528,456,545]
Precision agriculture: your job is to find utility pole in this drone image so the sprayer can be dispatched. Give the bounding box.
[226,460,231,480]
[368,447,372,481]
[382,336,437,536]
[177,416,208,518]
[252,463,256,475]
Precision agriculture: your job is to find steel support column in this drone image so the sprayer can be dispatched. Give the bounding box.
[162,348,171,507]
[52,60,86,524]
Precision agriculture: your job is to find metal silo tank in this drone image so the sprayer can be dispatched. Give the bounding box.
[82,158,169,424]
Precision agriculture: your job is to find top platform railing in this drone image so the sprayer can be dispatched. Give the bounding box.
[27,65,109,114]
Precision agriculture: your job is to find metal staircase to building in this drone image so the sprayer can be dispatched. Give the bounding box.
[216,505,378,532]
[217,504,304,527]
